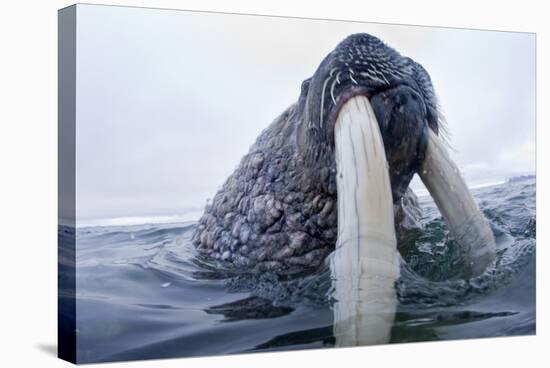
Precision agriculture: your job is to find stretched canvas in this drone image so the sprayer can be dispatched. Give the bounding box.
[58,4,536,364]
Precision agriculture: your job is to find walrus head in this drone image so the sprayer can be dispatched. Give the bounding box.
[296,34,435,201]
[192,33,495,281]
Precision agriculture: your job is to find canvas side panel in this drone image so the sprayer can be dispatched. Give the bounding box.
[58,5,77,365]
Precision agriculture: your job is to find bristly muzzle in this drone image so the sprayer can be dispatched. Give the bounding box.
[295,33,435,203]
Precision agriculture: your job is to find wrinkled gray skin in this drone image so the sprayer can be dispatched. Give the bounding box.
[191,33,440,276]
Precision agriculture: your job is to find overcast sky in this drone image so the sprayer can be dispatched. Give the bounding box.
[74,4,535,224]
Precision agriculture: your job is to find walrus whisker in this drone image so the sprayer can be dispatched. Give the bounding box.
[379,71,390,85]
[360,69,389,85]
[330,78,338,105]
[319,75,333,128]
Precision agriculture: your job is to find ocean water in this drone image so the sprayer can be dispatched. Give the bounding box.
[59,177,536,363]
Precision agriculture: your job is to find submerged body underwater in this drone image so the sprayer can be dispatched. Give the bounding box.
[59,177,535,363]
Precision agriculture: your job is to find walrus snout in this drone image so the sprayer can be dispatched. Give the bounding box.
[296,33,436,205]
[370,84,430,203]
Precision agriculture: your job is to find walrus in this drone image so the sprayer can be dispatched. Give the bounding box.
[191,33,496,282]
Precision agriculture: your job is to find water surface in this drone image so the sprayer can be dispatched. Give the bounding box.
[59,177,536,363]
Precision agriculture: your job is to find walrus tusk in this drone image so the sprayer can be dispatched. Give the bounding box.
[418,129,496,277]
[330,96,400,347]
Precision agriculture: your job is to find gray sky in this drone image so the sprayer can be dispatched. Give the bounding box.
[74,4,535,224]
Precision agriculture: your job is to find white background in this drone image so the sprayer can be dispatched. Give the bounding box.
[0,0,547,367]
